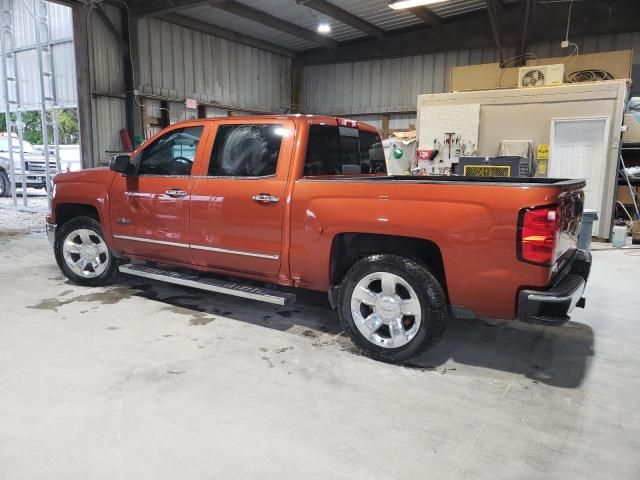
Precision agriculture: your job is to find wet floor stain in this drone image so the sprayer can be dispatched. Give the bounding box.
[27,286,137,312]
[158,304,216,326]
[189,314,215,326]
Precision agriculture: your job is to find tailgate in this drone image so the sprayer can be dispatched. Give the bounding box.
[555,186,585,267]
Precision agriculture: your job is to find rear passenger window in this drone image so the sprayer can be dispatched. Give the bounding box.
[208,124,284,177]
[304,125,386,176]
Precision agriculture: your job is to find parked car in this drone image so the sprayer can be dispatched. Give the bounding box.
[0,135,58,196]
[45,115,591,362]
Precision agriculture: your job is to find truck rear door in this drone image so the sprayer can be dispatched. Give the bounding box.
[189,119,295,278]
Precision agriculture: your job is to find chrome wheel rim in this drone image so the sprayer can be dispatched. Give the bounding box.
[62,228,110,278]
[350,271,422,349]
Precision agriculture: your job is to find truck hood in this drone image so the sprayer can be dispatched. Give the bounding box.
[53,167,116,184]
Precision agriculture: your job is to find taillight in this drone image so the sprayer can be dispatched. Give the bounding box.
[336,117,358,128]
[517,205,561,266]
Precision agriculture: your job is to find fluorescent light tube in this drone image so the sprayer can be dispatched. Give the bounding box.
[389,0,449,10]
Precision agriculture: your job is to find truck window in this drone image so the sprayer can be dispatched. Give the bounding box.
[137,126,204,176]
[304,125,386,176]
[359,131,386,174]
[208,124,284,177]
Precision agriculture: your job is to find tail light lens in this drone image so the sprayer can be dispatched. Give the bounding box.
[518,205,561,266]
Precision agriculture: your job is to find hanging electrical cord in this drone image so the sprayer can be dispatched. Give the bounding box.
[567,69,614,83]
[495,52,538,88]
[81,0,143,107]
[564,0,574,45]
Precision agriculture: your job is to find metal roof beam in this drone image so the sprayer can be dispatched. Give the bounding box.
[298,0,640,64]
[299,0,385,39]
[407,7,441,27]
[130,0,209,18]
[209,0,339,49]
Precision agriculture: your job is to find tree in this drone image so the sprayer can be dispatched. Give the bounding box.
[0,108,78,144]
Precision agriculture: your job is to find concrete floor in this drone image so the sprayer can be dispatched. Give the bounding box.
[1,233,639,480]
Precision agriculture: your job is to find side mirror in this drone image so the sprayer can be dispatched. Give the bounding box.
[109,154,135,175]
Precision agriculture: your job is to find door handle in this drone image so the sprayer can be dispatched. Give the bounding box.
[165,189,188,197]
[252,193,280,204]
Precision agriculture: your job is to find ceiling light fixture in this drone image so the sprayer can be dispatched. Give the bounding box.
[317,22,331,34]
[388,0,449,10]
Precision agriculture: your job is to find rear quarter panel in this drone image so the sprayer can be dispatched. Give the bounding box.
[290,179,566,319]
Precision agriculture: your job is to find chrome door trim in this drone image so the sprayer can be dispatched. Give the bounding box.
[190,244,279,260]
[113,235,190,249]
[113,234,279,260]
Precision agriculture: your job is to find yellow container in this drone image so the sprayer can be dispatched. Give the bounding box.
[537,158,548,176]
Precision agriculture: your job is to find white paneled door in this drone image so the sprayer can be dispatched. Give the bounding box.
[549,117,610,233]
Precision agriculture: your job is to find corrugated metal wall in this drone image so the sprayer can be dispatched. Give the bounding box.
[136,17,292,113]
[88,4,125,96]
[91,96,126,165]
[302,32,640,116]
[0,1,76,111]
[88,3,127,164]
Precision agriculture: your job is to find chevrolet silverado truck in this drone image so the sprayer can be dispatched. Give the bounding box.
[45,115,591,362]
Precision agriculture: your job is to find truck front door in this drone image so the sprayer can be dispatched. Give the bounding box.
[110,123,208,264]
[189,120,294,278]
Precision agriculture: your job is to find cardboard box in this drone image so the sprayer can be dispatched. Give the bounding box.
[632,221,640,245]
[450,50,633,92]
[617,185,639,205]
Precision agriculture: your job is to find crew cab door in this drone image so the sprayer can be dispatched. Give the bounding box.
[189,119,294,278]
[110,122,208,263]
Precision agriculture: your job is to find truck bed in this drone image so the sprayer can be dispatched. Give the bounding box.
[303,175,586,187]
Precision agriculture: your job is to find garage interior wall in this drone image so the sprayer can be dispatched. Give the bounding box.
[82,9,640,166]
[416,81,628,239]
[136,17,292,114]
[86,12,292,166]
[303,32,640,126]
[88,3,127,166]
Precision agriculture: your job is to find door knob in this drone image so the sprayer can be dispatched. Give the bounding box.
[165,189,188,197]
[252,193,280,204]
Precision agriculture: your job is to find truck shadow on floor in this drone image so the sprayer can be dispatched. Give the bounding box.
[123,276,593,389]
[411,317,594,389]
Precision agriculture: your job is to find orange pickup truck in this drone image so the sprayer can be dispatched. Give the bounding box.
[46,115,591,362]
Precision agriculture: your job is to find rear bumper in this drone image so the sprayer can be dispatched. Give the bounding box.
[517,250,591,326]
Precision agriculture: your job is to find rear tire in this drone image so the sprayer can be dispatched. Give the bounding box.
[0,170,10,197]
[54,216,119,287]
[338,254,447,363]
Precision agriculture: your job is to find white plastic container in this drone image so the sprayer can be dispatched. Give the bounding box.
[612,224,627,248]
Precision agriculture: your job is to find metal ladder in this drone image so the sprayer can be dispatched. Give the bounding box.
[0,0,60,209]
[1,0,19,206]
[33,0,60,208]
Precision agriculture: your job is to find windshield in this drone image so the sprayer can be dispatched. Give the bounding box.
[0,137,36,154]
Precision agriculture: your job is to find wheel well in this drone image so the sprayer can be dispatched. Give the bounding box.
[56,203,99,227]
[330,233,448,299]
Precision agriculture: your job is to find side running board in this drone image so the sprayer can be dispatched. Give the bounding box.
[119,264,296,306]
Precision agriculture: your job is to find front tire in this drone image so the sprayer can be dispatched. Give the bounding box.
[54,216,119,287]
[338,254,447,362]
[0,170,10,197]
